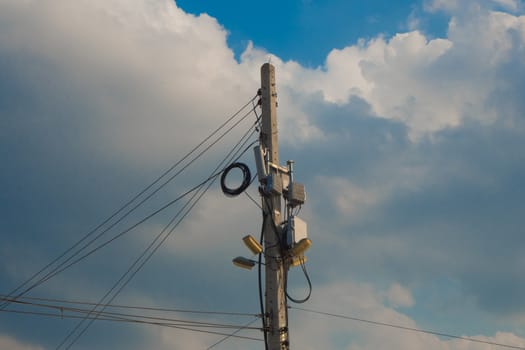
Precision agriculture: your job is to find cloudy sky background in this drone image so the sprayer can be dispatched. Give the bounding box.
[1,0,525,349]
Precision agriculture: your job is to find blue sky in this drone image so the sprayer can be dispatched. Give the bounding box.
[177,0,449,66]
[1,0,525,349]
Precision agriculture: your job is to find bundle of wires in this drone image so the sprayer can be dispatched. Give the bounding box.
[1,93,265,350]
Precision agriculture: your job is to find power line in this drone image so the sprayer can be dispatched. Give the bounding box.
[206,317,261,349]
[1,309,263,342]
[23,170,223,292]
[243,175,262,209]
[57,113,261,349]
[29,103,259,301]
[244,190,262,209]
[290,306,525,350]
[56,176,212,350]
[0,95,258,311]
[0,297,261,330]
[0,295,257,317]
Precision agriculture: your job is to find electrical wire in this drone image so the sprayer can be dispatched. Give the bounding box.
[1,308,263,342]
[0,95,258,311]
[262,195,284,246]
[37,105,257,300]
[289,306,525,350]
[20,171,224,294]
[0,297,261,330]
[251,94,262,132]
[258,213,269,350]
[57,112,261,350]
[292,205,302,216]
[45,101,258,286]
[59,154,255,348]
[40,104,256,286]
[2,296,264,343]
[56,176,214,349]
[285,258,312,304]
[257,166,288,350]
[244,190,262,209]
[206,317,261,349]
[243,174,262,209]
[0,295,256,317]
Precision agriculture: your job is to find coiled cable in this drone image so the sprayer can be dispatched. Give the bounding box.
[220,162,251,197]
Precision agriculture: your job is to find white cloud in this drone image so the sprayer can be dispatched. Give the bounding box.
[289,281,525,350]
[152,324,262,350]
[158,189,262,260]
[147,325,215,350]
[0,335,44,350]
[424,0,461,12]
[385,283,415,308]
[448,332,525,350]
[242,4,524,140]
[494,0,520,11]
[3,0,523,149]
[0,0,258,168]
[280,18,519,138]
[315,176,382,217]
[426,0,521,13]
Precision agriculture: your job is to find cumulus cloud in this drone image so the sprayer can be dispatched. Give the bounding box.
[0,335,43,350]
[290,281,525,350]
[426,0,522,13]
[385,283,415,308]
[0,0,258,168]
[250,3,525,140]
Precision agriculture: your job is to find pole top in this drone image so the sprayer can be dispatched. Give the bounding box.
[261,62,275,74]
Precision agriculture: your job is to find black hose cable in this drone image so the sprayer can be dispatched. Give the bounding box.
[258,213,269,350]
[220,163,252,197]
[285,259,312,304]
[262,199,284,249]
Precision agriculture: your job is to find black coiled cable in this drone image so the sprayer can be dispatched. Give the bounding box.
[220,162,251,197]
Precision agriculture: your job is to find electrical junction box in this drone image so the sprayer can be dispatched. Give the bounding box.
[265,172,282,195]
[287,216,307,246]
[286,182,306,207]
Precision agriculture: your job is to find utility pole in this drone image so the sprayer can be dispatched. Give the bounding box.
[260,63,290,350]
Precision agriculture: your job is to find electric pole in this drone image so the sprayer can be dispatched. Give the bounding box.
[260,63,289,350]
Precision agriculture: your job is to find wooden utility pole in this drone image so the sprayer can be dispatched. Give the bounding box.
[260,63,290,350]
